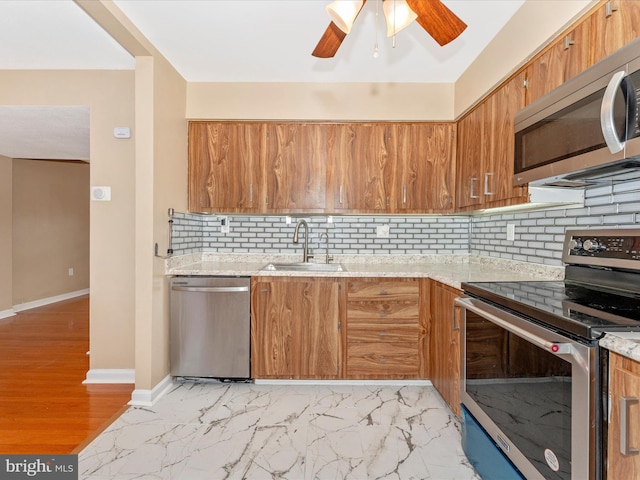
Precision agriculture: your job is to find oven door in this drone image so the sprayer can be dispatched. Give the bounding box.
[456,296,598,480]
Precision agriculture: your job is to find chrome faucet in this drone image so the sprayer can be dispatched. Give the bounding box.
[319,232,333,264]
[293,219,313,263]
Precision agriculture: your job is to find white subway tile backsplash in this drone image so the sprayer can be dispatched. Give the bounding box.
[169,180,640,265]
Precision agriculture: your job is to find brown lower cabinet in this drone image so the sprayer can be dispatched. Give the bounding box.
[608,351,640,479]
[344,278,427,379]
[251,276,430,380]
[251,276,343,379]
[428,279,462,416]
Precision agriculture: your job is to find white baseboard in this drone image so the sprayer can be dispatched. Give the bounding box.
[129,375,173,407]
[254,379,433,386]
[0,308,16,320]
[13,288,90,312]
[83,368,135,384]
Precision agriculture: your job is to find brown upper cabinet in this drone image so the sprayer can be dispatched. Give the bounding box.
[329,123,394,213]
[590,0,640,65]
[188,121,264,213]
[264,123,329,213]
[456,72,528,211]
[395,123,456,213]
[189,121,456,215]
[525,18,592,105]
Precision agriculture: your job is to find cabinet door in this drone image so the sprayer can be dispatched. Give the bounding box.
[395,123,456,213]
[484,72,529,206]
[331,123,394,212]
[428,280,462,416]
[608,352,640,479]
[590,0,640,64]
[526,19,591,104]
[188,122,263,213]
[264,123,328,212]
[251,277,342,379]
[456,105,486,210]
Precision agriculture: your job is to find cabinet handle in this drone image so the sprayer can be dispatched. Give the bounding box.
[403,185,407,204]
[379,290,388,295]
[563,36,575,50]
[379,357,387,363]
[378,313,388,317]
[470,178,479,199]
[379,332,388,337]
[605,1,618,17]
[452,304,459,331]
[484,172,494,196]
[249,183,253,203]
[386,196,390,207]
[620,396,639,456]
[339,186,343,205]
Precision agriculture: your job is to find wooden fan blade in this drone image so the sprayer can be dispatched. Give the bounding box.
[312,22,347,58]
[406,0,467,46]
[312,0,367,58]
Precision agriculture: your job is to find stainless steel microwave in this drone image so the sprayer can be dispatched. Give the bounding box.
[514,37,640,187]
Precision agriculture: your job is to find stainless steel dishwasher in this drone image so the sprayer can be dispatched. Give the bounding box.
[169,276,250,379]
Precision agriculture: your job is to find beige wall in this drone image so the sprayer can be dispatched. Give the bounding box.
[454,0,596,116]
[0,69,136,371]
[187,82,454,121]
[0,155,12,315]
[12,159,89,305]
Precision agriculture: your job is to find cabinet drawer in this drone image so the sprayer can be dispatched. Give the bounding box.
[347,302,419,321]
[348,324,419,343]
[347,280,419,301]
[346,343,419,375]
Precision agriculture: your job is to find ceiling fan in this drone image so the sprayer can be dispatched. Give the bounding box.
[312,0,467,58]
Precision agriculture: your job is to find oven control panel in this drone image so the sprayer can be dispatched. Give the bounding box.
[563,229,640,270]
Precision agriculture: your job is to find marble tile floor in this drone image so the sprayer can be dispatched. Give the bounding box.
[79,381,481,480]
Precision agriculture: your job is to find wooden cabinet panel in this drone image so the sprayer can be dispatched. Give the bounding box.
[264,123,329,212]
[428,280,462,416]
[456,105,486,210]
[330,123,394,212]
[395,123,456,213]
[347,280,419,301]
[347,343,420,376]
[188,122,263,212]
[348,324,419,343]
[346,302,419,322]
[608,352,640,480]
[484,72,529,206]
[251,277,342,379]
[590,0,640,65]
[345,278,423,379]
[526,19,592,105]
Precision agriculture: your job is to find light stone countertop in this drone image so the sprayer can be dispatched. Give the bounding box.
[166,253,564,290]
[600,333,640,363]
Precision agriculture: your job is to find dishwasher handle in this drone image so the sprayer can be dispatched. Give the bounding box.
[171,286,249,293]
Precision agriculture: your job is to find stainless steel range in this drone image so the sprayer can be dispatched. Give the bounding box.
[456,228,640,480]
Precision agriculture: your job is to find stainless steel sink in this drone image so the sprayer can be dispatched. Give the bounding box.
[261,262,346,272]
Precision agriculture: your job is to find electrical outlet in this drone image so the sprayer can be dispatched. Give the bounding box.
[68,268,74,276]
[376,225,390,238]
[220,216,230,233]
[506,223,516,241]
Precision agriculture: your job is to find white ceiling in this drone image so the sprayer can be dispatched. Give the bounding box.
[0,0,526,161]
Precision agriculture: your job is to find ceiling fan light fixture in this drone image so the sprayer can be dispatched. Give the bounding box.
[382,0,417,37]
[326,0,365,34]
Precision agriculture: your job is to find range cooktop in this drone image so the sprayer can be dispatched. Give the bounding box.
[463,228,640,341]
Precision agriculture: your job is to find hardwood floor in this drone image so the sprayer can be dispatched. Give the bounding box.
[0,295,134,454]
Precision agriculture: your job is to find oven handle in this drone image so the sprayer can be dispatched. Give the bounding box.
[455,297,574,357]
